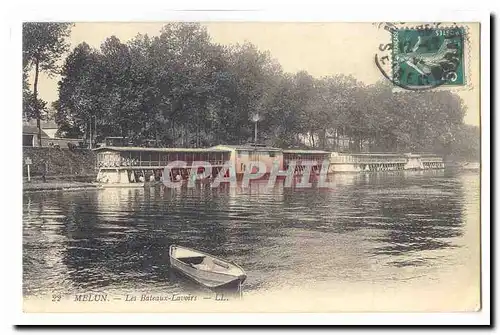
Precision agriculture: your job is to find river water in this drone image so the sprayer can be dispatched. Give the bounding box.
[23,169,480,312]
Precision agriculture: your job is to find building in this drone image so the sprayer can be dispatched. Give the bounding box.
[94,146,231,185]
[38,120,58,138]
[23,122,50,147]
[22,119,83,148]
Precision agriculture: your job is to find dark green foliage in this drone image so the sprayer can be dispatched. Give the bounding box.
[53,23,477,160]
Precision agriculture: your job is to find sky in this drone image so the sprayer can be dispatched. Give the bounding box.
[31,22,480,126]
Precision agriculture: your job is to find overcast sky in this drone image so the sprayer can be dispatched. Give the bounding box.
[31,22,480,126]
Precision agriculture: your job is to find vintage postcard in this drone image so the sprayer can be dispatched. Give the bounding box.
[17,10,488,325]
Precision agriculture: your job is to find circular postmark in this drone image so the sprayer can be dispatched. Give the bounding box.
[374,22,466,91]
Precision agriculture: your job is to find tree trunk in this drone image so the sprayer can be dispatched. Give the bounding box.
[33,58,42,146]
[89,117,92,149]
[94,113,97,146]
[154,124,159,146]
[334,129,339,151]
[196,111,200,148]
[171,120,175,146]
[319,129,327,149]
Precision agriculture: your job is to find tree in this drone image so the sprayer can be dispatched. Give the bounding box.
[23,22,73,145]
[53,22,473,159]
[56,42,103,142]
[23,70,48,120]
[223,42,283,144]
[449,124,479,162]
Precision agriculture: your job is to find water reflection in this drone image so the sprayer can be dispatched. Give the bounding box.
[23,170,478,296]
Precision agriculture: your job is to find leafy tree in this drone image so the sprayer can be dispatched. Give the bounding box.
[224,42,283,144]
[449,124,479,161]
[55,42,102,144]
[23,70,48,121]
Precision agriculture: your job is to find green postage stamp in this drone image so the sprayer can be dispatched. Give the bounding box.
[391,26,466,89]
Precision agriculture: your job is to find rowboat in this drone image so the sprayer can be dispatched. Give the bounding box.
[169,245,247,289]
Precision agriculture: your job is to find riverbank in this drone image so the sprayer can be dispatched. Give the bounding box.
[23,181,100,192]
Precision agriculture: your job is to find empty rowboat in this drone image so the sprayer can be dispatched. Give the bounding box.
[169,245,247,289]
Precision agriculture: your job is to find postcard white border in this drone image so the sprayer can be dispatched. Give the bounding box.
[2,0,492,328]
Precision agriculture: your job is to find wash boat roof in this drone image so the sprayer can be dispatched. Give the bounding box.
[212,144,283,152]
[282,149,330,154]
[93,146,231,153]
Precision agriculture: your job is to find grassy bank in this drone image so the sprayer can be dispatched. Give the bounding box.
[23,147,97,178]
[23,147,98,192]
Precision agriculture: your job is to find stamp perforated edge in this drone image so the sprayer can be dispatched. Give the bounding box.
[376,23,473,93]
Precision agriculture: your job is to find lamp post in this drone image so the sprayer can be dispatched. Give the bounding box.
[252,113,260,148]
